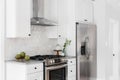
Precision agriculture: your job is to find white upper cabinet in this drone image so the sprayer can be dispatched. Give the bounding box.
[46,0,75,39]
[75,0,94,23]
[45,0,94,24]
[44,0,58,38]
[6,0,31,38]
[44,0,58,23]
[58,0,68,24]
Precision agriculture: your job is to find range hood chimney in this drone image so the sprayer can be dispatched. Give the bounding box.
[31,0,57,26]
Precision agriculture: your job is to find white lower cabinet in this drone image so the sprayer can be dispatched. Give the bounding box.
[68,66,76,76]
[68,58,76,65]
[27,72,43,80]
[6,61,43,80]
[67,58,76,80]
[68,77,76,80]
[27,63,43,74]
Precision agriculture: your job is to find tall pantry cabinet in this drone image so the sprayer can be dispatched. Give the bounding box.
[94,0,120,79]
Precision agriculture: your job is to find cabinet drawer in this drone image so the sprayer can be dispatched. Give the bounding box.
[68,77,76,80]
[27,63,43,74]
[68,66,76,77]
[27,72,43,80]
[68,58,76,65]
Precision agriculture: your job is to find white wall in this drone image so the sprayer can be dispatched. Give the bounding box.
[5,26,57,60]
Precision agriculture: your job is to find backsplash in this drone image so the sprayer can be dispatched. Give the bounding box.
[5,26,57,60]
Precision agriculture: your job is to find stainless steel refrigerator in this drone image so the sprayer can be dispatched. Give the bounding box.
[76,22,97,80]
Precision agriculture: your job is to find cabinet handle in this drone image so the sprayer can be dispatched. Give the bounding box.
[58,35,61,37]
[113,54,115,56]
[70,70,72,72]
[35,79,37,80]
[70,61,72,63]
[34,67,37,69]
[28,34,31,36]
[84,19,88,21]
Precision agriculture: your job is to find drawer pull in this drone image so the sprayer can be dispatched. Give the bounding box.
[28,34,31,36]
[70,70,72,72]
[34,67,37,69]
[70,61,72,63]
[35,79,37,80]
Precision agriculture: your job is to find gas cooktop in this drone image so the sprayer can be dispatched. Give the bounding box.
[30,55,67,66]
[30,55,64,60]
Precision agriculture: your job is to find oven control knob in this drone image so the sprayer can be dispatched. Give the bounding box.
[52,60,55,63]
[49,59,55,64]
[49,60,52,64]
[51,60,53,64]
[61,59,67,62]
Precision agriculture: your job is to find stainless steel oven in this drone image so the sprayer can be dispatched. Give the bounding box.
[45,63,68,80]
[30,55,67,80]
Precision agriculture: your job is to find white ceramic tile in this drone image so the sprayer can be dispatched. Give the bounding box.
[5,26,57,60]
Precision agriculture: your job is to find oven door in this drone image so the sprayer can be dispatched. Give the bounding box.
[45,64,68,80]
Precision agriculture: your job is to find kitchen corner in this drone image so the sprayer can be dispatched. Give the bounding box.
[5,0,96,80]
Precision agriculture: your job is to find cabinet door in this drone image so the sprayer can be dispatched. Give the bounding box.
[27,72,43,80]
[58,0,68,25]
[105,1,120,79]
[44,0,58,22]
[68,66,76,80]
[75,0,93,23]
[44,0,58,39]
[6,0,31,38]
[46,0,76,39]
[68,66,76,77]
[45,0,68,39]
[68,58,76,65]
[57,0,68,39]
[27,63,43,74]
[57,0,75,39]
[68,77,76,80]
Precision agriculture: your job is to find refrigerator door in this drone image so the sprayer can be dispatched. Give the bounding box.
[76,22,97,80]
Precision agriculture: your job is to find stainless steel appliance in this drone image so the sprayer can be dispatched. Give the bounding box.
[31,0,57,26]
[45,62,67,80]
[30,55,68,80]
[76,22,97,80]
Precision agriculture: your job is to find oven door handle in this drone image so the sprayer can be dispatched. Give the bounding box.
[46,64,67,70]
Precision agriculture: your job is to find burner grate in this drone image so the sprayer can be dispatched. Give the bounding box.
[30,55,64,61]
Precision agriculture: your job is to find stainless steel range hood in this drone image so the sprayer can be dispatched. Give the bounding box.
[31,0,57,26]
